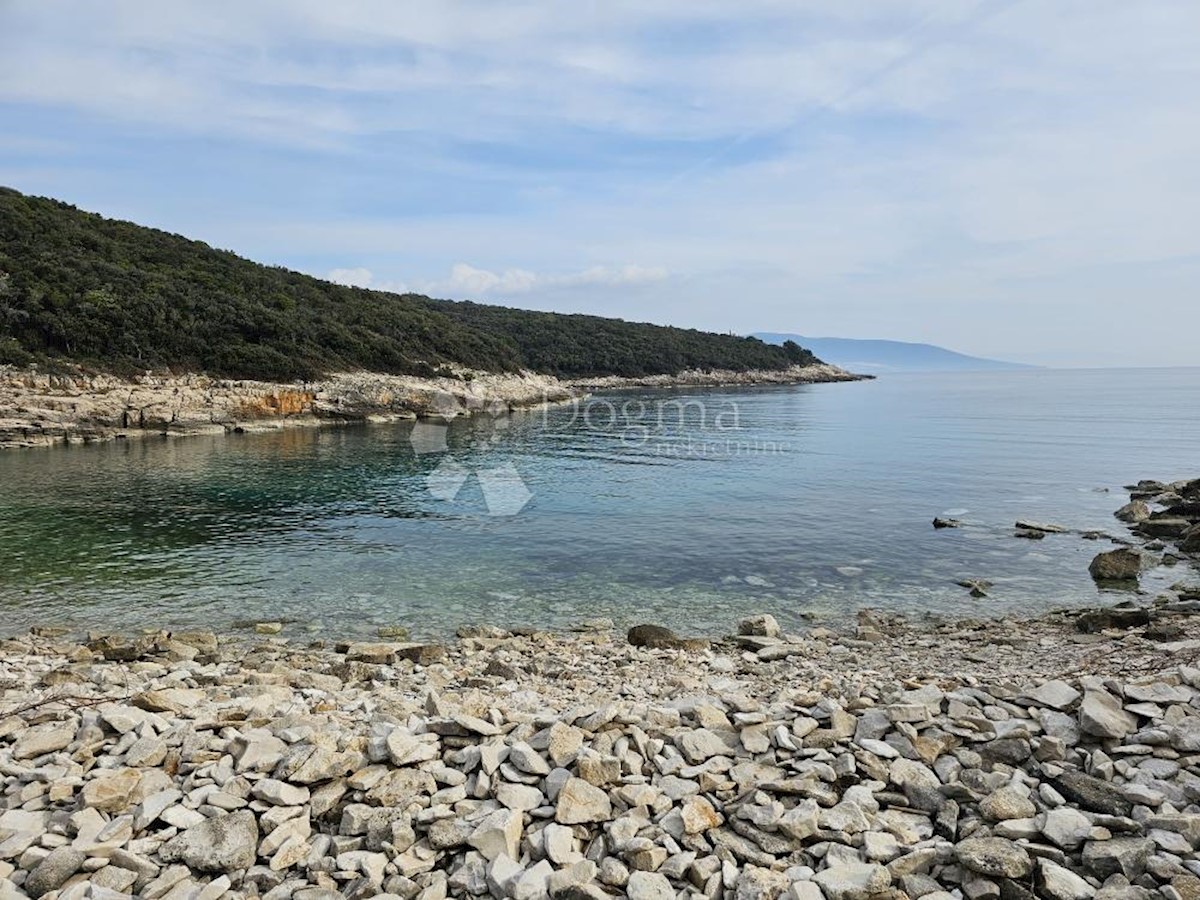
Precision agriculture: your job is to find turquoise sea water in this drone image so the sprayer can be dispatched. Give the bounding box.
[1,367,1197,638]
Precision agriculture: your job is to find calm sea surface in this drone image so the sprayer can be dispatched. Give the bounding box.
[1,367,1197,639]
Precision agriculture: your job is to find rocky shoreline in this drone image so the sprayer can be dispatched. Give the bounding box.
[0,364,865,450]
[1,463,1197,900]
[0,478,1196,899]
[2,598,1200,900]
[566,365,866,393]
[928,478,1200,609]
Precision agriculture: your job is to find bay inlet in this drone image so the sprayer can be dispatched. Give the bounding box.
[1,366,1197,638]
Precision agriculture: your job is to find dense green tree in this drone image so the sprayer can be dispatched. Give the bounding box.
[0,187,820,381]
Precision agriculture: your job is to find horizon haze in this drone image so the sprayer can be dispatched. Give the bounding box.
[752,332,1036,374]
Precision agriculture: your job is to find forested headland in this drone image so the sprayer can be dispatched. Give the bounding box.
[0,188,818,382]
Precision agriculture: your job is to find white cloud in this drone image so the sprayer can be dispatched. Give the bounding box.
[326,267,375,288]
[5,1,1169,146]
[322,262,668,298]
[438,263,668,296]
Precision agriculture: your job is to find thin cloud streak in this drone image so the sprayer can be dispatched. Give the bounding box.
[326,264,669,297]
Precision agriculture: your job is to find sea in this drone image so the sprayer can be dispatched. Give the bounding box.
[1,367,1197,639]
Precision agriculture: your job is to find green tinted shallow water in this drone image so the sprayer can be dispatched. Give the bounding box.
[1,368,1197,639]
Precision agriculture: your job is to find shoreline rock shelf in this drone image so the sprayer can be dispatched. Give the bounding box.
[1123,481,1200,564]
[1087,478,1200,585]
[928,477,1200,596]
[3,602,1200,900]
[0,364,865,450]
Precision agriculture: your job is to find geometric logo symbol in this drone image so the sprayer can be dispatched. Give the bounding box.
[408,390,533,516]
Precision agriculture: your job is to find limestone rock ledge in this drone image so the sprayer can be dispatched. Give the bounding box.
[0,368,577,449]
[0,363,866,449]
[568,363,868,391]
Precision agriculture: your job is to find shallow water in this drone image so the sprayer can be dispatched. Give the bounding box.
[1,367,1197,639]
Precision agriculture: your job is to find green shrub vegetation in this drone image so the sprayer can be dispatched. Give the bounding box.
[0,187,818,381]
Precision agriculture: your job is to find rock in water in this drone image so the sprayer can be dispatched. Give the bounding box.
[1182,525,1200,554]
[159,809,259,872]
[1137,516,1192,538]
[1127,479,1169,496]
[1114,500,1150,523]
[956,578,993,598]
[1088,549,1144,581]
[1016,520,1069,533]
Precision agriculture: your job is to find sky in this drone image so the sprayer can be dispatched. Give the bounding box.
[2,2,1198,367]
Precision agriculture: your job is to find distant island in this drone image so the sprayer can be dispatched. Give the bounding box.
[753,332,1036,374]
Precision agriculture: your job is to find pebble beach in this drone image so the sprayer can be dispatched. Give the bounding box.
[0,481,1197,900]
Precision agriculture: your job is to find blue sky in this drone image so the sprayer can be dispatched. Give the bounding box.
[2,1,1198,367]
